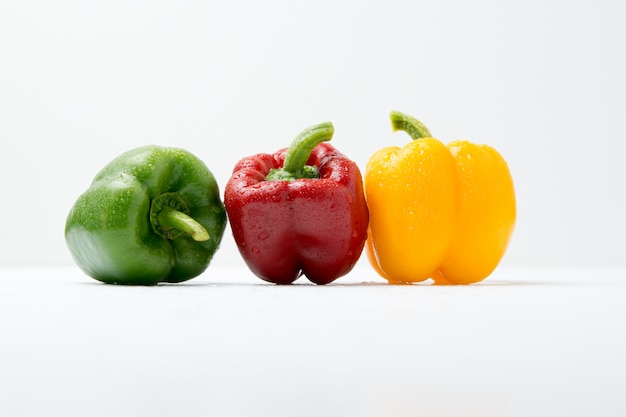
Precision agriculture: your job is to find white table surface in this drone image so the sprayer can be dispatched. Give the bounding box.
[1,265,624,417]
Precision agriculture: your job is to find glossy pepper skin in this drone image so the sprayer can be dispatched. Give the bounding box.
[65,145,226,285]
[224,122,369,285]
[365,111,516,285]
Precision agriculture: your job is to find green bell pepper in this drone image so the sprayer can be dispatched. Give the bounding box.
[65,145,226,285]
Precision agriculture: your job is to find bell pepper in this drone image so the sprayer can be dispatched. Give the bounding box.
[364,110,516,285]
[65,145,226,285]
[224,121,369,285]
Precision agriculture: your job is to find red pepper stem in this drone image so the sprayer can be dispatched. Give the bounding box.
[265,121,334,181]
[283,121,334,173]
[390,110,432,140]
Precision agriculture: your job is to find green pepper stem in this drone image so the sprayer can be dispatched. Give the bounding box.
[390,110,432,140]
[157,206,210,242]
[265,121,334,181]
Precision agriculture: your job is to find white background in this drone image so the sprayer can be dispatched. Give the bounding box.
[1,266,625,417]
[1,0,625,268]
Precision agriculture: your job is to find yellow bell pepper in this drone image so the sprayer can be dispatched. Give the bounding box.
[364,111,516,284]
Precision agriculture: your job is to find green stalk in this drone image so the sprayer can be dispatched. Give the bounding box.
[390,110,432,140]
[157,206,210,242]
[265,121,334,181]
[150,193,209,241]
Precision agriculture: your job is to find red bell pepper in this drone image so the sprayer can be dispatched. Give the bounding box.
[224,122,369,285]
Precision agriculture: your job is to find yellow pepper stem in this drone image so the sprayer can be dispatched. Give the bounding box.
[390,110,432,139]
